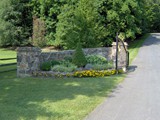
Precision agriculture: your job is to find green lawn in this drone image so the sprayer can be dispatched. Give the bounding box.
[0,48,16,65]
[0,34,148,120]
[0,49,17,72]
[0,71,124,120]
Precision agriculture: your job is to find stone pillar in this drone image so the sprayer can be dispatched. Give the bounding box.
[17,47,41,77]
[112,42,128,69]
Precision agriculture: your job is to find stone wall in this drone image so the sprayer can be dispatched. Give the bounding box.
[17,47,41,77]
[40,47,112,63]
[17,43,128,77]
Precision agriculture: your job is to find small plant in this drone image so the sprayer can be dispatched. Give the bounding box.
[50,60,60,66]
[51,63,77,72]
[92,64,108,70]
[107,61,114,69]
[64,56,73,62]
[51,65,68,72]
[59,60,71,67]
[86,55,108,64]
[73,70,116,78]
[33,69,117,78]
[40,61,52,71]
[72,42,87,67]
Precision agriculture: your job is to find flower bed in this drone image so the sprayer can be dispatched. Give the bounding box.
[33,44,125,78]
[32,69,118,78]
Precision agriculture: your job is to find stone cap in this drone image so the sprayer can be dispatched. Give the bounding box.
[112,42,128,46]
[17,47,41,52]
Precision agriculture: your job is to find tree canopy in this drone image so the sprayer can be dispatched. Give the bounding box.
[0,0,160,48]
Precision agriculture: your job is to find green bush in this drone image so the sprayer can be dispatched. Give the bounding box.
[50,60,60,66]
[72,42,87,67]
[92,64,108,70]
[59,60,71,67]
[107,61,114,69]
[40,61,52,71]
[86,55,107,64]
[51,64,77,72]
[51,65,67,72]
[64,56,73,62]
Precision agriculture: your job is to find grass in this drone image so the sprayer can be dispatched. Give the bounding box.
[0,34,148,120]
[0,48,16,65]
[0,71,124,120]
[128,34,150,63]
[0,49,17,72]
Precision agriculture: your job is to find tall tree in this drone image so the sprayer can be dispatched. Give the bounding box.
[55,0,106,49]
[0,0,32,47]
[31,0,67,45]
[99,0,146,44]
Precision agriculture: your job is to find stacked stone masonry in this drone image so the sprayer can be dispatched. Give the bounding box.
[17,42,128,77]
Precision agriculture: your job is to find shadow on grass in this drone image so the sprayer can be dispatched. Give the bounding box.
[0,71,123,120]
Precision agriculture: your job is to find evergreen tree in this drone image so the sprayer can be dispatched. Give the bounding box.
[31,0,67,45]
[72,42,87,67]
[0,0,32,47]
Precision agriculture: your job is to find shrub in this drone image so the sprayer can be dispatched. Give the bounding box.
[72,42,87,67]
[50,60,60,66]
[64,56,73,62]
[107,61,114,69]
[51,65,68,72]
[40,61,52,71]
[92,64,108,70]
[86,55,108,64]
[51,64,77,72]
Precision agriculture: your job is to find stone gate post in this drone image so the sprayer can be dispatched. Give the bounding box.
[17,47,41,77]
[112,42,128,69]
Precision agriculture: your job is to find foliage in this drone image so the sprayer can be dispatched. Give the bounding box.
[72,42,87,67]
[33,69,116,78]
[107,61,114,69]
[92,64,110,70]
[40,61,52,71]
[32,16,46,47]
[30,0,67,46]
[51,64,77,72]
[50,60,60,66]
[64,55,73,62]
[86,55,108,64]
[1,0,160,48]
[55,0,105,49]
[73,70,116,78]
[0,0,32,47]
[98,0,145,44]
[145,2,160,32]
